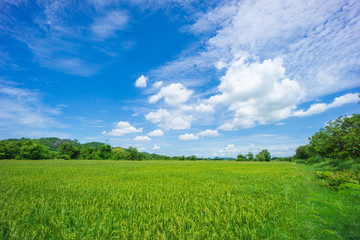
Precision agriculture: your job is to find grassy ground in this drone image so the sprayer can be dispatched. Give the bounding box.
[0,160,358,239]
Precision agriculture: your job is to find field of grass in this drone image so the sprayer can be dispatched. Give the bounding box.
[0,160,358,239]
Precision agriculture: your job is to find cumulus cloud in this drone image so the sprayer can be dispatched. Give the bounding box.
[134,136,151,141]
[198,129,220,137]
[179,133,199,140]
[153,144,160,150]
[149,83,193,106]
[194,103,215,113]
[103,121,143,136]
[135,75,148,88]
[91,11,129,39]
[293,93,359,117]
[215,144,240,156]
[153,81,163,88]
[150,0,360,108]
[148,129,164,137]
[209,58,303,130]
[145,108,192,130]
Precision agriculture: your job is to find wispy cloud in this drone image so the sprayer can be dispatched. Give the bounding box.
[91,10,129,39]
[0,1,131,76]
[293,93,359,117]
[0,82,65,129]
[144,0,360,130]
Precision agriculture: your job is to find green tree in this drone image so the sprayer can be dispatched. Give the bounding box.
[236,154,247,161]
[18,140,49,160]
[0,140,21,159]
[255,152,265,161]
[98,145,112,159]
[128,147,140,161]
[246,152,254,161]
[59,142,80,159]
[295,145,309,159]
[112,147,129,160]
[256,149,271,162]
[308,114,360,165]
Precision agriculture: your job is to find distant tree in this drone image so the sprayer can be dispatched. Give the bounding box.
[190,155,197,161]
[37,137,61,151]
[236,154,247,161]
[255,152,265,161]
[0,140,21,159]
[295,145,309,159]
[246,152,254,161]
[128,147,140,161]
[59,142,80,159]
[112,147,129,160]
[256,149,271,162]
[98,145,112,159]
[82,142,105,150]
[54,139,72,148]
[18,140,49,160]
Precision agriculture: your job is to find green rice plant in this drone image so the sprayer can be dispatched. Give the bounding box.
[0,160,358,239]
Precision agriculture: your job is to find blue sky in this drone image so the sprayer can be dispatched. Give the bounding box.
[0,0,359,157]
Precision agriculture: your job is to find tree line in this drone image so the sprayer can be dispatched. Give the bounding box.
[0,114,358,166]
[0,137,203,161]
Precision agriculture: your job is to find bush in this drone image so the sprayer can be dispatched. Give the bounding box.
[295,159,306,164]
[305,156,322,165]
[314,170,359,190]
[60,154,71,160]
[18,141,49,160]
[350,164,360,174]
[336,160,356,171]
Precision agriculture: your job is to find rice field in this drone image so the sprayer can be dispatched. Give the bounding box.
[0,160,338,239]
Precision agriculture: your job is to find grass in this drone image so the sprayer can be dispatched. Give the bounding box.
[0,160,358,239]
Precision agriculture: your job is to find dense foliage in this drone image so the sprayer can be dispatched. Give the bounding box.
[294,114,360,172]
[0,138,281,161]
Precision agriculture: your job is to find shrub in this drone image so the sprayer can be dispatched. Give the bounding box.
[314,170,359,190]
[350,164,360,174]
[305,156,322,165]
[60,154,71,160]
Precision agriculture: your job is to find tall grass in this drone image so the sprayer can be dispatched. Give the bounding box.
[0,160,357,239]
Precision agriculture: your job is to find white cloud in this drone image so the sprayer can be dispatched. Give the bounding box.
[153,144,160,150]
[198,129,220,137]
[149,83,193,106]
[215,144,240,157]
[148,129,164,137]
[134,136,151,141]
[145,109,170,123]
[210,58,303,130]
[179,103,214,113]
[150,0,360,109]
[103,121,143,136]
[135,75,148,88]
[153,81,163,88]
[194,103,214,113]
[91,11,128,39]
[0,83,64,129]
[145,108,192,130]
[293,93,359,117]
[179,133,199,140]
